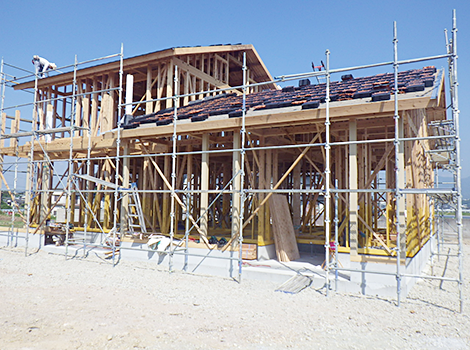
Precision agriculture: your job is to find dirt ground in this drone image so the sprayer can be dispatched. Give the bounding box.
[0,239,469,349]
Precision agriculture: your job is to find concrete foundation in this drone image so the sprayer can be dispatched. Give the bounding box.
[0,228,435,298]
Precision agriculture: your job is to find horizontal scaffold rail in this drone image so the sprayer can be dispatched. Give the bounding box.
[1,126,89,139]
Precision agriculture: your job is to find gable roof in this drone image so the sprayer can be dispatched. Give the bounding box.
[14,44,276,91]
[123,66,440,130]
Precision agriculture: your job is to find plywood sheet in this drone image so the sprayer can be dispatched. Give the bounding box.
[269,194,300,262]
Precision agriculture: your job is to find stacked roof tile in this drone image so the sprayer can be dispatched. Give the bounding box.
[123,66,437,129]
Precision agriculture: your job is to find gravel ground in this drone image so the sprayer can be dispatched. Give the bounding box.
[0,241,468,350]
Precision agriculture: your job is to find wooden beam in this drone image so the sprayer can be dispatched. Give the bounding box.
[114,96,437,142]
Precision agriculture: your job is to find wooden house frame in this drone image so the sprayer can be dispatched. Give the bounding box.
[1,42,449,266]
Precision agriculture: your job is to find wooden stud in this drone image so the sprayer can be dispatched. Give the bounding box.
[166,60,173,109]
[200,134,209,238]
[349,120,358,257]
[82,80,90,131]
[257,137,266,244]
[146,65,153,114]
[232,131,241,239]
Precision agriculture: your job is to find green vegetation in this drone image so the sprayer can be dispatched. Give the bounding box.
[1,202,11,209]
[0,211,24,228]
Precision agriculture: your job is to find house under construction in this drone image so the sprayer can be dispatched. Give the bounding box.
[0,12,463,310]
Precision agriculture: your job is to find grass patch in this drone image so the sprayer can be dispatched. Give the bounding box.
[0,212,25,228]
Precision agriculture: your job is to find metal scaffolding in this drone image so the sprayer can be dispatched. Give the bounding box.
[0,10,463,312]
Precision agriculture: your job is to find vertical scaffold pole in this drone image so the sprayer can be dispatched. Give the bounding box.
[450,9,463,313]
[0,59,9,245]
[112,44,124,265]
[169,65,178,272]
[238,52,247,282]
[10,111,19,243]
[65,55,78,260]
[83,53,92,257]
[25,60,40,256]
[393,21,403,307]
[0,59,5,243]
[324,49,331,296]
[334,179,339,292]
[0,58,4,116]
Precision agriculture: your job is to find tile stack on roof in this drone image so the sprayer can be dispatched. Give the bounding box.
[123,66,437,129]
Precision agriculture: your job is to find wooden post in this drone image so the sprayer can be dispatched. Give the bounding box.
[82,80,90,130]
[155,64,163,112]
[44,104,53,143]
[183,71,190,106]
[162,155,170,234]
[186,145,193,231]
[166,61,173,109]
[258,141,266,244]
[146,65,153,114]
[74,82,82,137]
[11,110,20,149]
[40,161,51,225]
[125,74,134,116]
[61,86,66,138]
[200,134,209,239]
[91,76,98,136]
[397,116,406,260]
[103,160,111,229]
[265,149,272,241]
[142,157,149,228]
[222,161,230,229]
[293,159,301,234]
[349,120,358,257]
[232,131,241,239]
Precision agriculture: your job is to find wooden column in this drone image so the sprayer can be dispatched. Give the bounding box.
[61,86,66,138]
[125,74,134,116]
[120,143,130,232]
[166,61,173,108]
[91,76,98,136]
[257,141,266,244]
[146,65,153,114]
[142,157,149,229]
[82,80,90,130]
[155,64,163,112]
[11,110,20,149]
[186,145,193,231]
[103,160,112,229]
[349,120,358,257]
[40,161,51,225]
[74,83,82,137]
[397,116,406,260]
[200,134,209,239]
[265,149,272,241]
[293,159,301,234]
[162,155,170,234]
[232,131,241,239]
[78,163,85,227]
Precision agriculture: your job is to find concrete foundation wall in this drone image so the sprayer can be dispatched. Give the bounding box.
[0,229,435,298]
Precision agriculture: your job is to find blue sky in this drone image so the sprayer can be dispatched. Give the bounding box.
[0,0,469,176]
